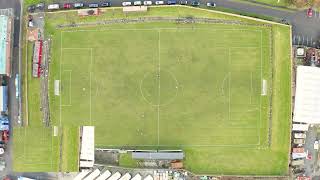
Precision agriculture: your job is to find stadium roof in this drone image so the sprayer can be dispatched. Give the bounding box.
[294,66,320,124]
[132,152,184,160]
[0,15,10,76]
[80,126,94,161]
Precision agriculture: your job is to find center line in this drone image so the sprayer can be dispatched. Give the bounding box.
[157,30,161,145]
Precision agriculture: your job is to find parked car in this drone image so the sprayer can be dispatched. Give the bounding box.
[101,2,111,7]
[191,1,200,6]
[134,1,142,5]
[27,5,36,13]
[307,8,313,17]
[88,3,99,8]
[294,133,306,139]
[122,1,132,6]
[294,139,305,145]
[206,2,216,7]
[180,0,188,5]
[155,1,164,5]
[74,3,84,8]
[36,3,45,10]
[143,1,153,5]
[63,3,72,9]
[167,0,176,5]
[47,4,60,10]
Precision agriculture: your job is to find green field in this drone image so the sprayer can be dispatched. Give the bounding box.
[14,6,291,175]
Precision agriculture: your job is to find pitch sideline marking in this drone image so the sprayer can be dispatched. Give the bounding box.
[157,30,161,145]
[60,29,268,147]
[60,70,72,106]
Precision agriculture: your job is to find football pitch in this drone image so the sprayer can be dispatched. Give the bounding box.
[56,24,270,147]
[15,6,291,175]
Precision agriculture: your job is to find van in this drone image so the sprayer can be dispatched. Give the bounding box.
[74,3,84,8]
[134,1,142,5]
[155,1,164,5]
[47,4,60,10]
[122,1,132,6]
[88,3,99,8]
[294,139,305,144]
[143,1,153,5]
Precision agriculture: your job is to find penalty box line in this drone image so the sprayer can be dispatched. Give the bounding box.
[59,34,93,126]
[228,39,264,147]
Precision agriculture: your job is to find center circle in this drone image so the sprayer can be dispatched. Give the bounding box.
[140,70,179,106]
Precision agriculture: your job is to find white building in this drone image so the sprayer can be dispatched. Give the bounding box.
[79,126,95,169]
[294,66,320,124]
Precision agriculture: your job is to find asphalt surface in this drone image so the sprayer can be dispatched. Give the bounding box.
[0,0,21,177]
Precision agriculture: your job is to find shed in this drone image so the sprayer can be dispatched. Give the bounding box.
[0,86,8,112]
[96,170,111,180]
[131,174,142,180]
[132,152,184,160]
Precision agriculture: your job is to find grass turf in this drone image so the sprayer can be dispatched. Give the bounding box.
[14,6,291,174]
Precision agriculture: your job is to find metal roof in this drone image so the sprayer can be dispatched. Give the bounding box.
[294,66,320,124]
[132,152,184,160]
[80,126,95,161]
[0,16,8,75]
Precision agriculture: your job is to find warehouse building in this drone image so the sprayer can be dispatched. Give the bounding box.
[0,15,12,76]
[293,66,320,124]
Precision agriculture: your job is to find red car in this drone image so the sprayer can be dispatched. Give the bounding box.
[307,8,313,17]
[2,130,9,144]
[63,3,72,9]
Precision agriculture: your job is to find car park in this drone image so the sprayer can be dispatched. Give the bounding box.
[180,0,188,5]
[122,1,132,6]
[191,1,200,6]
[155,1,164,5]
[134,1,142,5]
[101,2,111,7]
[88,3,99,8]
[206,2,216,7]
[167,0,177,5]
[74,3,84,8]
[63,3,72,9]
[143,1,153,5]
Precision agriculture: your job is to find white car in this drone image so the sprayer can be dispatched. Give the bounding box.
[155,0,164,5]
[206,2,216,7]
[144,1,153,5]
[122,1,132,6]
[134,1,142,5]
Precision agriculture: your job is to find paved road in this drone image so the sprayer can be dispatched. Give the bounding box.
[0,0,21,177]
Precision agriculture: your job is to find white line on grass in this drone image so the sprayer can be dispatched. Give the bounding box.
[60,32,63,126]
[90,48,93,125]
[157,30,161,145]
[228,48,231,121]
[62,28,263,33]
[258,30,263,145]
[250,72,253,104]
[61,70,72,106]
[101,143,260,147]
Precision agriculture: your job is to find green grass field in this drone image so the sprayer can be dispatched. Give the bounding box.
[56,24,270,148]
[14,6,291,175]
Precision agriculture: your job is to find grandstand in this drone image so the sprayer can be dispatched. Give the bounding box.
[0,15,12,76]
